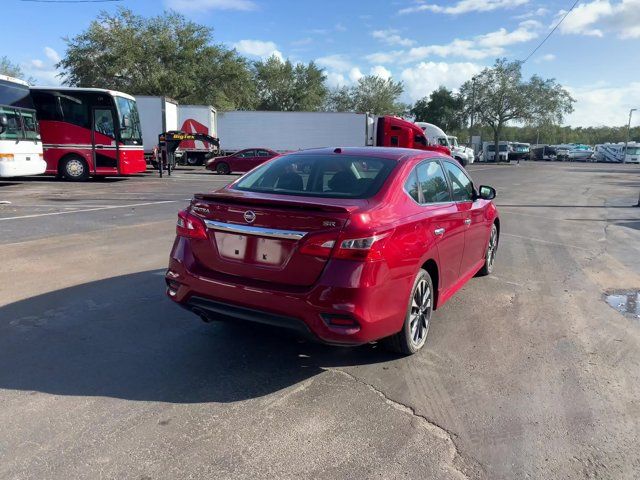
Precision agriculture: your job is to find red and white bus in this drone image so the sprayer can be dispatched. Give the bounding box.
[30,87,146,180]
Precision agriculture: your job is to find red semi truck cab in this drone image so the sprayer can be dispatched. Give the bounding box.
[376,116,451,155]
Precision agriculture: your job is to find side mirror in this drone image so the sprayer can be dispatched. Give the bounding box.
[0,114,7,134]
[478,185,496,200]
[121,115,131,129]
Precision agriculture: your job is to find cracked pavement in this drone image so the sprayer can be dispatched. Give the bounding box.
[1,163,640,479]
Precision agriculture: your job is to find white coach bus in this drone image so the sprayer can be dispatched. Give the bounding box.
[0,75,46,177]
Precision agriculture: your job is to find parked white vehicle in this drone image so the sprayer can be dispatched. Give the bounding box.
[555,144,593,161]
[175,105,218,165]
[0,75,46,177]
[482,141,509,162]
[448,135,474,164]
[593,142,640,163]
[135,95,179,162]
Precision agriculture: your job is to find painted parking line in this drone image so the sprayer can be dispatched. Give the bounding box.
[0,200,179,221]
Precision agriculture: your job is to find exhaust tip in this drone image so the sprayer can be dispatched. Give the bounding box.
[191,307,214,323]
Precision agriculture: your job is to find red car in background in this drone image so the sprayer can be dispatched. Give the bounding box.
[206,148,279,175]
[167,147,499,355]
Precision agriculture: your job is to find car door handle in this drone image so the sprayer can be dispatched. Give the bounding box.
[434,228,445,236]
[464,218,472,225]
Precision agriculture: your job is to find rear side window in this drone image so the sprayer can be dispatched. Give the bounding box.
[416,161,451,203]
[443,161,474,202]
[233,154,396,199]
[405,169,421,203]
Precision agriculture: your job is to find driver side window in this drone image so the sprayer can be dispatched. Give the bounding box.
[443,161,474,202]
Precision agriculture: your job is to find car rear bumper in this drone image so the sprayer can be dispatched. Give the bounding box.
[165,238,411,345]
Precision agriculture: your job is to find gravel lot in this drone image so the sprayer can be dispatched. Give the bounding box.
[1,161,639,479]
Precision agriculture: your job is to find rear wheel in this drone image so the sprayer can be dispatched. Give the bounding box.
[477,223,498,276]
[186,154,201,166]
[216,162,230,175]
[61,155,89,182]
[385,269,433,355]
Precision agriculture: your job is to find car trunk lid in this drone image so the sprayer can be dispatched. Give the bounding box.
[189,190,365,286]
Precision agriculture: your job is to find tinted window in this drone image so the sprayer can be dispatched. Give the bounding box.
[405,168,421,203]
[0,80,34,109]
[94,108,115,139]
[257,150,272,157]
[234,154,396,199]
[59,93,90,129]
[237,149,255,158]
[443,161,474,202]
[32,91,60,121]
[0,106,22,140]
[417,161,451,203]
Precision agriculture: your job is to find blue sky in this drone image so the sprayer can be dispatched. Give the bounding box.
[3,0,640,127]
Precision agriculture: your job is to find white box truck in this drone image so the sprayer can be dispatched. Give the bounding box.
[175,105,218,165]
[135,96,178,163]
[216,111,375,153]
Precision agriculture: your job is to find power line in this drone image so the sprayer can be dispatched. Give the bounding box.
[520,0,581,64]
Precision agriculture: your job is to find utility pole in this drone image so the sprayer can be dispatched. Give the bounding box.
[623,108,636,164]
[469,76,476,144]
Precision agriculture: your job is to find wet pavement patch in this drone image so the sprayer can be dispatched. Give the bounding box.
[604,290,640,319]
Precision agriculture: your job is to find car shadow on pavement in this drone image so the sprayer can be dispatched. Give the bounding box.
[0,270,396,404]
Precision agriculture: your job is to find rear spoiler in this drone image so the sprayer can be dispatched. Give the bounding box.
[193,191,359,213]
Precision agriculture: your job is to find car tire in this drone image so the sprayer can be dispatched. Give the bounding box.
[61,155,90,182]
[477,223,498,276]
[216,162,230,175]
[384,269,433,355]
[186,154,201,166]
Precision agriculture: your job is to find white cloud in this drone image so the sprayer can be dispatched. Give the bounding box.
[325,71,347,88]
[515,6,549,19]
[365,51,404,64]
[335,23,347,32]
[534,53,556,63]
[400,0,529,15]
[316,54,352,72]
[556,0,640,39]
[165,0,256,11]
[44,47,60,64]
[24,47,62,85]
[370,65,392,80]
[233,39,283,60]
[349,67,364,82]
[405,20,539,61]
[565,82,640,127]
[371,29,415,47]
[400,61,483,101]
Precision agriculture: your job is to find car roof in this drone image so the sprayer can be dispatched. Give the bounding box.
[288,147,444,161]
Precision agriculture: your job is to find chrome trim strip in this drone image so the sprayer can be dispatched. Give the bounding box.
[204,219,307,240]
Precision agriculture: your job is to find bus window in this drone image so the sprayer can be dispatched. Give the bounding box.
[0,106,21,140]
[59,94,90,129]
[94,109,115,138]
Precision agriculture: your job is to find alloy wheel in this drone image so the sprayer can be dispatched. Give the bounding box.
[487,227,498,268]
[409,279,432,348]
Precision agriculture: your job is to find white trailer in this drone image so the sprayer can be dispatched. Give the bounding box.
[175,105,218,166]
[135,95,178,161]
[216,111,375,153]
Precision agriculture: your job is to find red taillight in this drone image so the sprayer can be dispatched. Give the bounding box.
[333,231,392,262]
[299,230,393,262]
[176,210,207,239]
[299,233,336,258]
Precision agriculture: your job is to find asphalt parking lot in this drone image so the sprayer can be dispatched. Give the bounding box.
[1,161,640,479]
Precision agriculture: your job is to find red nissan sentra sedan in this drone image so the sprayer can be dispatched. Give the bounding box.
[166,147,499,354]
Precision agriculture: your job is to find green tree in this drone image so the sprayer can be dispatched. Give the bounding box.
[0,56,25,79]
[325,76,406,115]
[459,58,574,159]
[58,8,256,110]
[410,86,464,132]
[253,56,327,111]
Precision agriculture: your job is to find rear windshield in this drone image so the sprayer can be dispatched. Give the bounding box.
[233,153,397,199]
